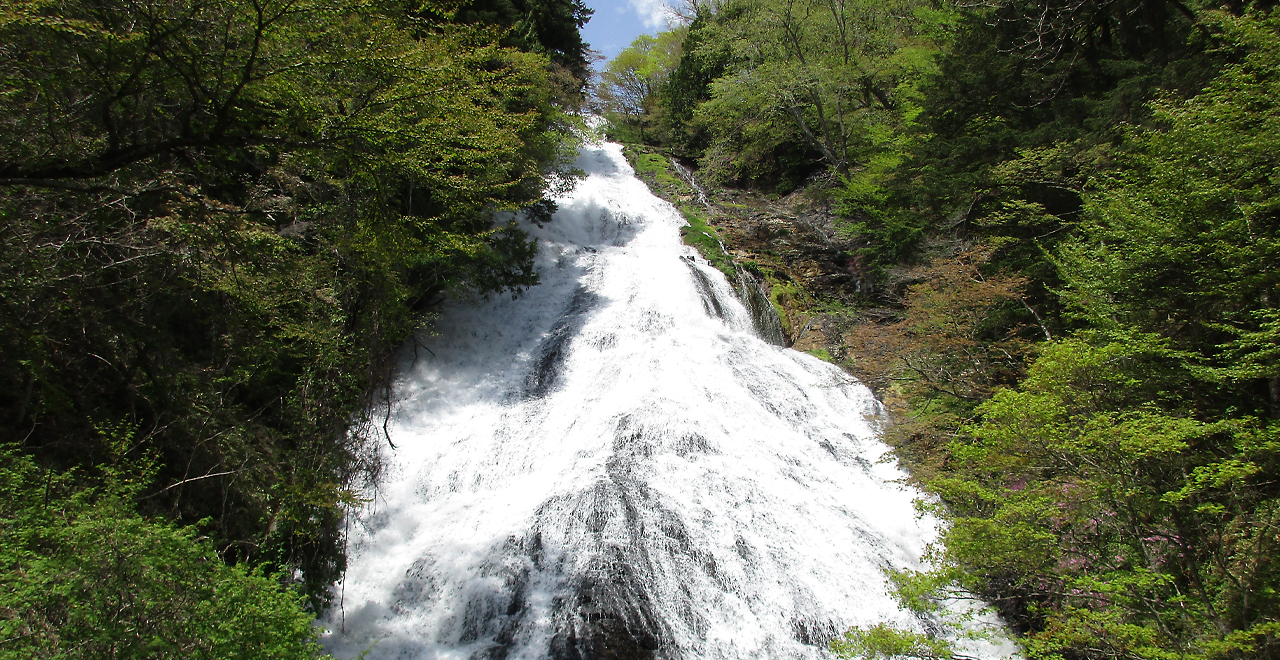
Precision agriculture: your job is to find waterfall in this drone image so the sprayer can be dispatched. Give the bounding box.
[668,158,714,214]
[735,268,787,347]
[667,156,784,347]
[320,141,996,660]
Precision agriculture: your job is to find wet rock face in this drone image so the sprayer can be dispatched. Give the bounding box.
[543,417,695,660]
[737,270,787,346]
[550,569,668,660]
[622,146,867,353]
[687,261,728,321]
[714,208,862,303]
[527,285,601,397]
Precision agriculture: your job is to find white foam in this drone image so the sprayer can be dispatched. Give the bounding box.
[321,142,988,659]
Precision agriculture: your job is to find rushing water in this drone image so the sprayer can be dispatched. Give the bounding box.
[321,141,980,659]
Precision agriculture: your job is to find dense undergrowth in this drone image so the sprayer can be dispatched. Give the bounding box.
[600,1,1280,657]
[0,0,590,655]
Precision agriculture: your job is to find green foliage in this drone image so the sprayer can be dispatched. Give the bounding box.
[915,335,1280,658]
[450,0,595,84]
[908,19,1280,653]
[769,279,804,329]
[658,11,735,154]
[702,0,947,172]
[686,0,953,194]
[831,568,1007,659]
[834,156,927,276]
[678,207,737,280]
[846,0,1220,292]
[806,348,833,362]
[835,7,1280,659]
[831,623,954,660]
[0,0,580,615]
[629,150,683,189]
[1061,9,1280,418]
[694,63,821,191]
[0,444,328,659]
[597,30,686,144]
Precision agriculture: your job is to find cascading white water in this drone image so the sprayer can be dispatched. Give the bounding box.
[321,141,972,660]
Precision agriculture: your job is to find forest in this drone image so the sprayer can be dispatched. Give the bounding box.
[597,0,1280,658]
[2,0,1278,656]
[0,0,589,656]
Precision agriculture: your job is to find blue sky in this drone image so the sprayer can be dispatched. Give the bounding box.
[580,0,679,67]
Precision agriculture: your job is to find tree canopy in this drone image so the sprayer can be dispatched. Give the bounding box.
[603,1,1280,657]
[595,30,685,143]
[0,0,583,651]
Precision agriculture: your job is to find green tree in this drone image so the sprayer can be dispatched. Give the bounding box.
[451,0,595,84]
[873,11,1280,659]
[689,0,949,188]
[881,0,1222,297]
[1062,8,1280,419]
[923,335,1280,659]
[597,30,685,143]
[658,9,736,154]
[0,0,579,608]
[0,443,330,659]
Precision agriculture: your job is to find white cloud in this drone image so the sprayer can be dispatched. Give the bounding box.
[628,0,678,29]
